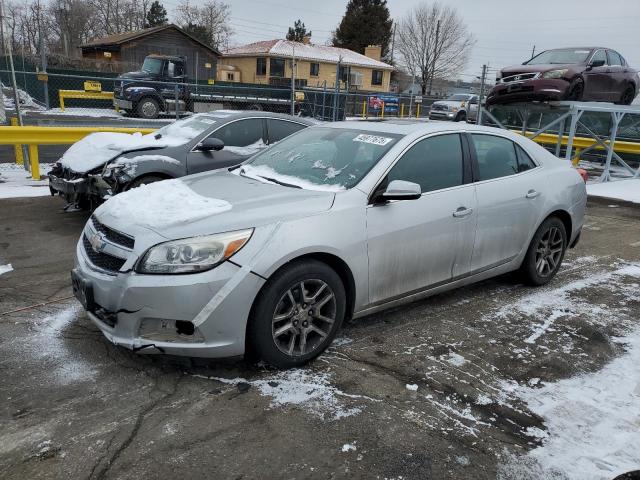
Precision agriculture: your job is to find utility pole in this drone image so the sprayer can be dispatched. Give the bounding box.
[37,0,49,109]
[427,19,440,96]
[290,43,296,116]
[389,22,396,63]
[477,64,487,126]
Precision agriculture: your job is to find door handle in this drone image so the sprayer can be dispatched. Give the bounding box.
[526,189,540,199]
[453,207,473,218]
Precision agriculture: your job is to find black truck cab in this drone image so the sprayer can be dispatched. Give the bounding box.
[114,54,192,118]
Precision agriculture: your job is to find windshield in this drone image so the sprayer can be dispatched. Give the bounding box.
[525,48,591,65]
[240,127,402,191]
[154,116,216,142]
[448,94,472,101]
[141,57,163,74]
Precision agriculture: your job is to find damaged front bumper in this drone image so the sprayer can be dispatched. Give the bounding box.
[73,233,265,358]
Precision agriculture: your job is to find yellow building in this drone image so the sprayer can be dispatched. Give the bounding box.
[219,38,393,92]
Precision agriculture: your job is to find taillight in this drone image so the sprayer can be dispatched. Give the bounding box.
[576,168,588,183]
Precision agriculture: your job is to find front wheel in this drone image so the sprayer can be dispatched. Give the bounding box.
[247,260,346,368]
[136,97,160,119]
[566,77,584,101]
[455,111,466,122]
[520,217,567,286]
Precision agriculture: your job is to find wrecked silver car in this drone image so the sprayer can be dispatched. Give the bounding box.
[48,111,314,210]
[72,121,586,368]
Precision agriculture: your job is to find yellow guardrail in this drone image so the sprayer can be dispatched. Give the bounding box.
[1,125,156,180]
[517,131,640,165]
[58,90,115,112]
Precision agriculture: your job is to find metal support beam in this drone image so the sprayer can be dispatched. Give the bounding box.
[600,111,625,182]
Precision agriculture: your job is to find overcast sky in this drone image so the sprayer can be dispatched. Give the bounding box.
[163,0,639,79]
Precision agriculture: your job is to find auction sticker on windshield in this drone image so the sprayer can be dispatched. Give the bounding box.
[353,134,394,146]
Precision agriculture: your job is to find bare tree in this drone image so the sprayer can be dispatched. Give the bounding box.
[175,0,231,49]
[396,2,474,94]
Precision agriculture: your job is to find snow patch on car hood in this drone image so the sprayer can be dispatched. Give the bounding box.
[96,178,232,229]
[59,131,187,173]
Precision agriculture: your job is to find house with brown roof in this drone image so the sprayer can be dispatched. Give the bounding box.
[79,24,220,81]
[220,38,393,91]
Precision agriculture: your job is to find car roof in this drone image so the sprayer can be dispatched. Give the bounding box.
[194,110,317,124]
[322,120,507,136]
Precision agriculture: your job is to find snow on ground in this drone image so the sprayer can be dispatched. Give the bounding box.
[0,163,51,199]
[45,107,125,118]
[97,178,231,228]
[499,328,640,480]
[0,263,13,276]
[196,369,368,420]
[587,178,640,204]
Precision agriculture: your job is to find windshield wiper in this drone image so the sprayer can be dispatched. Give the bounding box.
[257,175,302,189]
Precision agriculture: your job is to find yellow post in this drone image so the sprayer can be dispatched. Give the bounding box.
[28,145,40,180]
[10,117,24,165]
[59,92,65,112]
[381,102,385,119]
[400,104,405,118]
[416,104,421,118]
[362,100,366,118]
[572,148,582,166]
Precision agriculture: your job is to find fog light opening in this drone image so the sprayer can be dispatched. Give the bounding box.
[175,320,195,336]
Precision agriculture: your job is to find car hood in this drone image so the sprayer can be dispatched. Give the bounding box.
[432,100,466,108]
[501,63,578,75]
[93,170,336,241]
[59,132,186,173]
[118,71,154,80]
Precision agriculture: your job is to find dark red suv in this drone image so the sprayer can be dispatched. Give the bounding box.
[487,47,639,106]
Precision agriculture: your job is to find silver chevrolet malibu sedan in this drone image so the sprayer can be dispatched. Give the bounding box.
[72,121,587,368]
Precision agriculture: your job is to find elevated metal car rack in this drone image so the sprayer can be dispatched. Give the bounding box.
[478,101,640,182]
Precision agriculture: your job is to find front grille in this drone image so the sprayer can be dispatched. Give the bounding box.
[91,215,135,249]
[500,72,540,84]
[498,86,534,95]
[431,104,447,111]
[83,235,127,273]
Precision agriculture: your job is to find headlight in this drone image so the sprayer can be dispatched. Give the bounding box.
[541,69,568,79]
[451,107,459,112]
[136,229,253,274]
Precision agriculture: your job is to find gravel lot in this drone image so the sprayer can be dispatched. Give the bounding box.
[1,196,639,480]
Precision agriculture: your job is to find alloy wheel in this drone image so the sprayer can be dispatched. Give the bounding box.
[271,279,336,357]
[141,101,157,118]
[534,226,564,277]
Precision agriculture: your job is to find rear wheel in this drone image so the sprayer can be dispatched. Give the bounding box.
[520,217,567,286]
[136,97,160,119]
[619,84,636,105]
[247,260,346,368]
[566,77,584,101]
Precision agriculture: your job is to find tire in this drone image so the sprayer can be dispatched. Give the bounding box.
[619,84,636,105]
[247,259,346,368]
[520,217,567,286]
[127,175,166,189]
[566,77,584,101]
[136,97,160,119]
[455,111,466,122]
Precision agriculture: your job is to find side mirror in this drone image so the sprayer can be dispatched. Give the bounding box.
[376,180,422,202]
[588,59,605,69]
[196,137,224,152]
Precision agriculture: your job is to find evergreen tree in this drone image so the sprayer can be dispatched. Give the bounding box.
[332,0,393,61]
[286,19,311,42]
[146,1,168,27]
[182,22,211,46]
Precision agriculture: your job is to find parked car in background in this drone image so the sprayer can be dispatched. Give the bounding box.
[48,111,315,210]
[465,96,485,124]
[487,47,639,106]
[72,121,586,368]
[428,94,477,122]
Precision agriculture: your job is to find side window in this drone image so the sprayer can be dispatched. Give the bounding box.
[471,134,519,180]
[386,134,463,194]
[515,144,537,172]
[591,49,607,65]
[268,120,306,143]
[210,119,265,147]
[608,50,623,66]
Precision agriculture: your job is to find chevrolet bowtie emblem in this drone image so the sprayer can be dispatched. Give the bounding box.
[90,232,107,253]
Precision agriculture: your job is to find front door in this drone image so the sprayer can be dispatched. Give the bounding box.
[366,133,477,305]
[186,118,267,174]
[583,49,612,101]
[468,133,543,272]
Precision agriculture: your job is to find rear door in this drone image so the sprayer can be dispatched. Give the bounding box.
[266,119,308,145]
[468,133,543,273]
[186,118,267,174]
[583,49,611,100]
[606,50,626,101]
[366,133,477,304]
